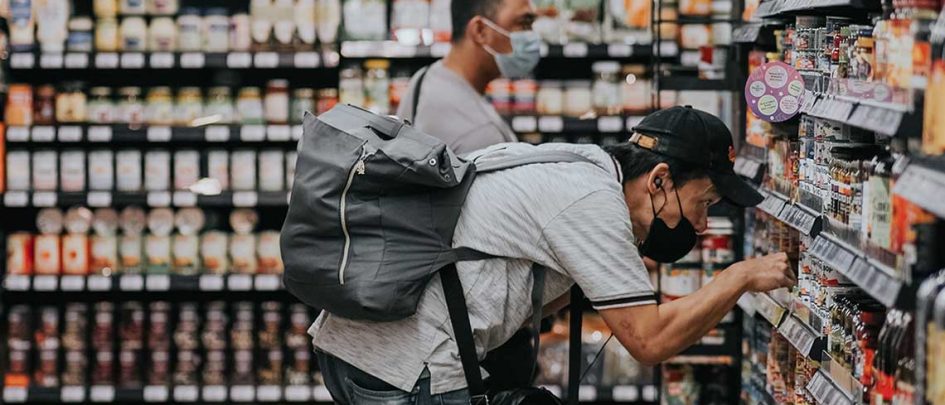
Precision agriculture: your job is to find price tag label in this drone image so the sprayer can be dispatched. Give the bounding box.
[578,386,597,401]
[563,43,589,57]
[642,385,658,402]
[294,52,320,68]
[148,191,172,207]
[4,275,30,291]
[312,386,332,401]
[60,275,85,291]
[230,386,255,402]
[88,126,113,142]
[150,52,175,68]
[143,386,169,402]
[202,386,227,402]
[206,125,231,142]
[90,385,115,402]
[33,192,58,207]
[757,293,785,326]
[95,53,119,68]
[4,191,29,207]
[255,274,281,290]
[4,387,28,402]
[598,116,623,133]
[33,275,58,291]
[87,191,112,207]
[173,386,199,402]
[7,126,30,142]
[87,275,112,291]
[430,42,452,57]
[268,125,291,141]
[254,52,279,68]
[284,386,311,402]
[659,41,679,57]
[227,52,252,68]
[511,116,537,133]
[199,274,225,291]
[292,125,304,141]
[180,52,205,68]
[58,126,83,142]
[257,386,282,402]
[10,52,35,69]
[147,126,172,142]
[233,191,258,207]
[121,52,145,68]
[894,164,945,218]
[120,274,144,291]
[612,385,639,401]
[31,126,56,142]
[608,43,633,57]
[808,371,851,405]
[737,293,756,316]
[779,316,816,355]
[61,386,86,402]
[537,116,564,133]
[241,125,266,141]
[229,274,253,291]
[173,191,197,207]
[146,274,171,291]
[40,53,64,69]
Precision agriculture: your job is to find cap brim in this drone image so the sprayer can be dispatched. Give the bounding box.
[709,172,764,207]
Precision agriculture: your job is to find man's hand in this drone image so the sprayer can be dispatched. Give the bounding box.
[731,252,795,292]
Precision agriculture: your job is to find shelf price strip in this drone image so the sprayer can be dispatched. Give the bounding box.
[806,370,853,405]
[778,315,820,357]
[845,258,902,308]
[756,293,786,327]
[894,163,945,219]
[807,235,856,272]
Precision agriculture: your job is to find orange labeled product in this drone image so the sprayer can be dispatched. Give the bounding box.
[6,232,34,275]
[5,85,33,126]
[34,235,62,275]
[62,234,90,275]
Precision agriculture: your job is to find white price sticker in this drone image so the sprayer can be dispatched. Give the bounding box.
[229,274,253,291]
[147,191,172,207]
[779,316,816,355]
[284,386,311,402]
[292,125,304,140]
[7,126,30,141]
[61,386,86,402]
[294,52,320,68]
[88,126,113,142]
[120,274,144,291]
[4,191,29,207]
[147,126,172,142]
[578,386,597,401]
[150,52,175,68]
[241,125,266,141]
[227,52,252,68]
[90,386,115,402]
[563,43,589,57]
[511,116,537,133]
[87,191,112,207]
[233,191,258,207]
[95,53,119,68]
[60,275,85,291]
[4,387,28,403]
[33,275,58,291]
[40,53,64,69]
[173,191,197,207]
[612,385,639,401]
[4,275,31,291]
[255,274,281,290]
[143,386,169,402]
[268,125,291,141]
[33,192,58,207]
[199,274,225,291]
[121,52,145,68]
[230,386,255,402]
[205,125,230,142]
[312,386,332,401]
[146,274,171,291]
[597,116,623,133]
[58,126,83,142]
[10,53,35,69]
[608,43,634,57]
[538,116,564,133]
[202,386,227,402]
[173,386,199,402]
[642,385,658,402]
[180,52,206,68]
[659,41,679,57]
[257,386,282,402]
[254,52,279,68]
[31,126,55,142]
[87,275,112,291]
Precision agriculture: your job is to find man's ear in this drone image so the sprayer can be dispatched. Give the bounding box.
[645,163,672,194]
[467,16,490,46]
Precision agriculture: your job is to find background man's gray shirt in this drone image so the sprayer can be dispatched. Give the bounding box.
[395,60,517,154]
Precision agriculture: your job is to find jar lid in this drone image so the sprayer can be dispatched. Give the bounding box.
[209,87,232,97]
[178,87,202,97]
[90,87,112,96]
[64,206,94,234]
[147,208,175,236]
[239,87,262,97]
[119,206,147,235]
[150,301,170,311]
[318,88,338,97]
[267,79,290,89]
[37,84,56,96]
[92,208,120,236]
[229,209,259,234]
[174,208,206,236]
[68,17,94,30]
[364,59,390,70]
[294,88,315,98]
[119,87,142,97]
[592,61,621,73]
[150,16,175,25]
[37,208,64,235]
[148,87,173,97]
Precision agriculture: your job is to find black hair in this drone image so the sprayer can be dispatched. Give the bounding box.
[604,142,710,186]
[452,0,503,43]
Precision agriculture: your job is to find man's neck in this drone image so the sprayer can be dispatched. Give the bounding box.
[442,42,496,95]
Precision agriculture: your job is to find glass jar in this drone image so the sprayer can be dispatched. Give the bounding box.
[265,80,290,124]
[88,87,114,124]
[205,87,234,124]
[512,79,538,115]
[487,79,513,115]
[145,87,174,125]
[56,82,87,124]
[291,88,315,124]
[230,13,252,51]
[95,18,120,52]
[536,80,564,115]
[591,61,622,116]
[621,65,651,114]
[175,87,203,126]
[177,8,203,52]
[148,17,176,52]
[120,0,146,15]
[363,59,390,114]
[117,87,145,125]
[563,80,592,118]
[338,65,365,107]
[389,69,412,113]
[316,88,339,115]
[237,87,265,124]
[34,85,57,125]
[147,0,178,15]
[204,7,229,52]
[94,0,118,18]
[67,17,94,53]
[120,16,148,52]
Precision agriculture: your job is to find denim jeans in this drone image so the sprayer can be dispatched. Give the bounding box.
[316,351,471,405]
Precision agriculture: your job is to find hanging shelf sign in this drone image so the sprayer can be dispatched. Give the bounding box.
[745,61,806,122]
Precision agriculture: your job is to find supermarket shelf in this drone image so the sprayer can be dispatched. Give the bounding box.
[4,124,302,144]
[733,24,763,43]
[777,314,826,360]
[506,116,640,134]
[1,384,334,403]
[6,50,336,70]
[894,157,945,220]
[734,156,765,183]
[756,0,879,18]
[1,191,291,209]
[807,233,905,308]
[658,77,733,91]
[2,273,284,293]
[801,92,912,137]
[537,385,659,403]
[753,292,787,327]
[656,16,740,24]
[665,355,735,365]
[806,369,855,405]
[340,41,653,59]
[755,188,822,237]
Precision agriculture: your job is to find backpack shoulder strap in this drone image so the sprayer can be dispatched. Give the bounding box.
[411,66,430,123]
[474,150,597,173]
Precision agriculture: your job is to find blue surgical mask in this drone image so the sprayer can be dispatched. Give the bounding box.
[480,18,542,79]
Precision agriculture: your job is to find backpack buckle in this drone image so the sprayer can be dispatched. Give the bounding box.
[471,394,489,405]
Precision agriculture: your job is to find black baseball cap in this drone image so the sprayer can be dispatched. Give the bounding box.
[629,106,763,207]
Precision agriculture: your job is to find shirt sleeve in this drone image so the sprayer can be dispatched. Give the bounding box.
[538,189,657,310]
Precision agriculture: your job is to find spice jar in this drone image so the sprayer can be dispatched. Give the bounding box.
[202,302,227,351]
[118,206,146,272]
[177,8,203,52]
[117,87,145,125]
[205,87,234,123]
[264,79,290,124]
[259,302,283,349]
[56,82,87,124]
[6,84,33,126]
[230,13,252,51]
[563,80,593,118]
[291,88,315,123]
[34,85,56,125]
[338,65,365,107]
[171,207,203,274]
[238,87,265,124]
[201,231,229,274]
[94,0,119,18]
[536,81,563,116]
[120,0,147,15]
[174,303,200,351]
[364,59,391,114]
[512,79,538,115]
[317,88,339,115]
[621,65,650,114]
[149,17,177,52]
[87,87,114,124]
[96,18,120,52]
[120,16,148,51]
[67,17,94,52]
[147,0,178,15]
[148,302,171,350]
[592,61,622,116]
[175,87,203,125]
[90,208,119,274]
[205,7,230,52]
[145,87,174,125]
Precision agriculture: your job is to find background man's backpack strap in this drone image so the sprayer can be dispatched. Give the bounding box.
[410,66,430,123]
[568,287,585,405]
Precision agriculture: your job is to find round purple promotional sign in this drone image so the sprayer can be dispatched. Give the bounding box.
[745,61,805,122]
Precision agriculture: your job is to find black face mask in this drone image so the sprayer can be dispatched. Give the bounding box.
[639,187,698,263]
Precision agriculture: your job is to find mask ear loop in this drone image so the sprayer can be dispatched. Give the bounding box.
[650,182,668,217]
[673,187,685,220]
